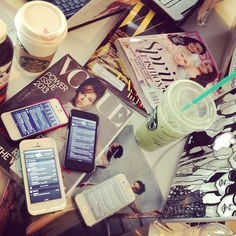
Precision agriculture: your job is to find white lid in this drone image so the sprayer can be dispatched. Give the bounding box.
[15,1,67,45]
[167,80,216,129]
[0,19,7,43]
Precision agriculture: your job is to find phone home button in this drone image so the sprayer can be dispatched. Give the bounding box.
[82,206,88,213]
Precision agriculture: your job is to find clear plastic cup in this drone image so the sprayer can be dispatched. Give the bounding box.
[135,80,217,151]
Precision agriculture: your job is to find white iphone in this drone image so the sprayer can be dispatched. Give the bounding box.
[19,138,66,216]
[1,98,68,141]
[74,173,135,227]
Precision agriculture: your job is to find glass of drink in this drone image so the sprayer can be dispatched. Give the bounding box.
[135,80,217,151]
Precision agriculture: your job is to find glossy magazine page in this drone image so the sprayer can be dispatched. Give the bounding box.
[72,125,165,227]
[0,54,133,195]
[115,31,220,113]
[25,123,166,235]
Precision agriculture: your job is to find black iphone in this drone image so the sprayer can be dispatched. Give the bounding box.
[64,109,99,173]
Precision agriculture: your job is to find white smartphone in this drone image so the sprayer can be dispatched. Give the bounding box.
[1,98,68,141]
[74,173,135,227]
[19,138,66,216]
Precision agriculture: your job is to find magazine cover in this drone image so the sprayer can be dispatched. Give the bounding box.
[162,87,236,222]
[0,54,133,195]
[114,31,220,113]
[85,1,182,115]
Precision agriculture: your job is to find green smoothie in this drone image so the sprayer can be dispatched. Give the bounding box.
[135,106,186,151]
[135,80,216,152]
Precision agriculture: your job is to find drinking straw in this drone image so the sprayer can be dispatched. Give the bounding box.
[182,70,236,111]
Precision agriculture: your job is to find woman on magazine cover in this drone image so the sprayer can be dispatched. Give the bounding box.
[175,55,218,86]
[160,33,217,86]
[188,61,218,87]
[167,34,207,55]
[156,33,206,57]
[151,36,217,87]
[63,77,106,112]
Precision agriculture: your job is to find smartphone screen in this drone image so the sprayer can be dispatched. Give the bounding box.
[85,177,130,220]
[11,101,60,137]
[74,173,135,226]
[67,116,96,163]
[65,110,98,172]
[23,147,62,203]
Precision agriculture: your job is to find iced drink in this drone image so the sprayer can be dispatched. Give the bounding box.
[136,80,217,151]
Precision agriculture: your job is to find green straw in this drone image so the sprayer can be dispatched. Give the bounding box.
[182,70,236,111]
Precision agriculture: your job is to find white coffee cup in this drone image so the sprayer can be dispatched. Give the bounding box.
[14,1,67,73]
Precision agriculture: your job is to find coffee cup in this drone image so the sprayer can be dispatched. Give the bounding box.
[135,80,217,151]
[14,1,67,73]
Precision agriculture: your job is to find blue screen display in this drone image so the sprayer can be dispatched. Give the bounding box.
[67,116,96,163]
[11,101,60,137]
[24,148,61,204]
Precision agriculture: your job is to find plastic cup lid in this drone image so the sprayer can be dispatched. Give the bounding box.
[166,80,216,130]
[0,19,7,43]
[15,1,67,44]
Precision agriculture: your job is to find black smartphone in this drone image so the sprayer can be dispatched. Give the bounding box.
[64,109,99,173]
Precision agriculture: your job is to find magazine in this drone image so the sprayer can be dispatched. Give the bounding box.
[67,0,139,30]
[75,124,165,213]
[85,1,182,115]
[0,54,134,195]
[25,122,165,235]
[114,31,220,113]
